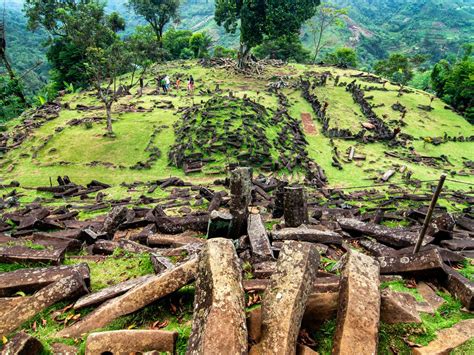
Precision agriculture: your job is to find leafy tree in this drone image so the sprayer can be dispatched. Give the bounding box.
[307,2,348,63]
[189,32,212,58]
[213,46,237,58]
[127,0,180,47]
[374,53,413,85]
[0,76,27,122]
[215,0,320,67]
[253,34,310,63]
[24,0,123,89]
[85,41,129,136]
[323,47,357,68]
[431,51,474,122]
[162,28,192,59]
[127,25,168,62]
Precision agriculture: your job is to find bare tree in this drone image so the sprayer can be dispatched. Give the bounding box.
[307,3,348,63]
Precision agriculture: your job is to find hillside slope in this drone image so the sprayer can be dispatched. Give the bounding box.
[1,60,473,203]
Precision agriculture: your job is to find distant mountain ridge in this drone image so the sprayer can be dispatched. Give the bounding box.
[2,0,473,93]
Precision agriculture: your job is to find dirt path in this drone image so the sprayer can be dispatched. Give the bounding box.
[301,113,317,135]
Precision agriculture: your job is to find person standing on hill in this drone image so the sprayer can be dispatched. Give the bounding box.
[164,75,171,92]
[187,75,195,95]
[176,77,181,90]
[160,76,167,94]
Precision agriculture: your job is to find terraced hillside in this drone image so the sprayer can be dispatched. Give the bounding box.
[1,60,474,354]
[1,60,472,200]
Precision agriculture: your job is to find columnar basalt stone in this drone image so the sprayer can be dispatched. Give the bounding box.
[283,186,308,228]
[187,238,247,354]
[0,263,90,297]
[100,205,128,238]
[57,258,198,338]
[412,319,474,355]
[271,227,342,244]
[85,330,178,355]
[337,217,422,248]
[442,265,474,310]
[247,214,274,261]
[378,249,444,276]
[0,331,43,355]
[0,272,88,337]
[380,289,421,324]
[332,250,380,355]
[73,275,155,310]
[229,167,253,238]
[253,241,319,355]
[272,181,288,218]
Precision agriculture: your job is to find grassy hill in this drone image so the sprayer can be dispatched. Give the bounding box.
[1,60,473,206]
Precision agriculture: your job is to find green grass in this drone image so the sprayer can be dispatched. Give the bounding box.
[380,280,424,303]
[64,250,154,292]
[457,259,474,281]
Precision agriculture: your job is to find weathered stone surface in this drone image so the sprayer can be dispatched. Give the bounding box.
[0,331,43,355]
[207,210,233,239]
[0,272,88,337]
[378,249,444,275]
[442,265,474,310]
[253,241,319,354]
[57,257,198,338]
[147,231,205,247]
[155,214,209,234]
[394,245,465,264]
[229,167,253,238]
[150,253,175,274]
[302,291,339,332]
[296,344,319,355]
[412,319,474,355]
[0,244,67,265]
[440,238,474,251]
[99,205,128,238]
[360,238,396,257]
[337,217,422,247]
[416,282,445,311]
[271,226,342,244]
[332,250,380,355]
[380,289,421,324]
[283,186,308,228]
[85,330,178,355]
[0,263,90,297]
[90,239,153,255]
[187,238,247,354]
[50,343,77,355]
[247,214,274,260]
[73,275,154,309]
[247,307,262,345]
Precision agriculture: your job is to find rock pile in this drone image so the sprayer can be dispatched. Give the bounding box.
[0,168,473,353]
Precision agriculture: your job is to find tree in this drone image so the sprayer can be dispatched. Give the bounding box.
[215,0,320,68]
[431,50,474,122]
[189,32,212,58]
[253,34,310,63]
[162,28,192,59]
[128,25,168,61]
[127,0,180,47]
[0,76,27,121]
[374,53,413,85]
[85,41,128,136]
[307,2,348,63]
[323,47,357,68]
[24,0,122,89]
[213,46,237,58]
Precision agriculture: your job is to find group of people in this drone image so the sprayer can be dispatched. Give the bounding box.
[159,75,195,95]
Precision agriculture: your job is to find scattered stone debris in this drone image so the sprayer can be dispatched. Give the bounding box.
[0,166,472,353]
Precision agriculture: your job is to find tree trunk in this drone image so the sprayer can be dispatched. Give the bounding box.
[105,102,114,136]
[237,43,251,69]
[1,51,27,105]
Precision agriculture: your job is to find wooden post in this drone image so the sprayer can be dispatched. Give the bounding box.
[413,174,447,254]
